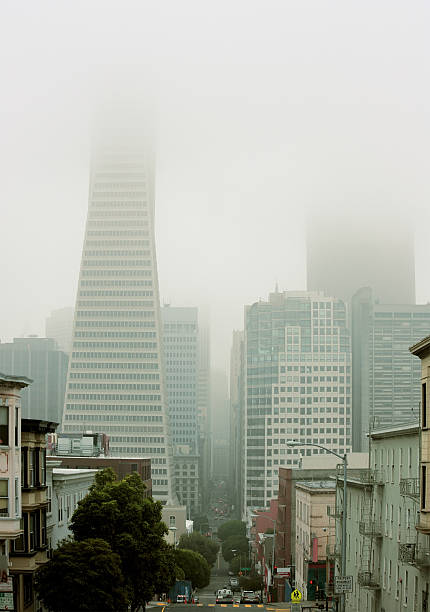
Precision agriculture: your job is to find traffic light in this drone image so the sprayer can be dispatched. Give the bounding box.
[273,566,277,574]
[309,580,314,585]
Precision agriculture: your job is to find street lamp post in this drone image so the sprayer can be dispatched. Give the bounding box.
[287,441,347,612]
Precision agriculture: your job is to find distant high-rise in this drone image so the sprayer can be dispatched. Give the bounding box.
[243,290,351,513]
[0,337,67,423]
[307,212,416,304]
[351,287,430,450]
[162,305,200,515]
[46,307,74,355]
[62,142,174,502]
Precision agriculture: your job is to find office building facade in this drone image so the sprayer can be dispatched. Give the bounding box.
[0,338,68,423]
[243,290,351,513]
[62,144,174,502]
[351,288,430,450]
[45,307,74,355]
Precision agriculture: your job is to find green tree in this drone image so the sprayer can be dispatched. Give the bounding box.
[34,538,128,612]
[193,514,210,533]
[222,534,249,562]
[174,549,211,588]
[217,520,246,541]
[178,532,219,567]
[70,468,176,612]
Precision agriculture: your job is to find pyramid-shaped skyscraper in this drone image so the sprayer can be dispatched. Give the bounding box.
[62,137,174,502]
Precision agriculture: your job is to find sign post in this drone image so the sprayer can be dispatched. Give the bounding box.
[335,576,353,594]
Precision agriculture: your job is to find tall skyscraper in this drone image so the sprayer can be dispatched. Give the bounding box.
[229,329,244,515]
[306,211,416,304]
[0,337,68,423]
[351,287,430,450]
[62,143,174,502]
[162,305,200,515]
[243,290,351,514]
[46,307,74,355]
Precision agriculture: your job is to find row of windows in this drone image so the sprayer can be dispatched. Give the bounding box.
[80,280,153,288]
[78,300,154,308]
[66,398,162,408]
[65,403,162,416]
[87,220,148,228]
[82,260,152,268]
[92,189,146,197]
[85,240,150,248]
[72,363,158,371]
[79,291,153,298]
[73,342,157,349]
[84,250,150,257]
[81,269,152,277]
[87,229,149,237]
[76,311,154,319]
[64,415,163,430]
[72,351,158,359]
[93,181,146,187]
[75,331,156,339]
[70,374,160,382]
[12,509,47,555]
[76,321,155,328]
[90,202,147,210]
[89,210,147,218]
[68,382,161,390]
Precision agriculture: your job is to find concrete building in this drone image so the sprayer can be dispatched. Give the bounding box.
[162,306,200,515]
[0,374,32,612]
[61,143,175,502]
[46,460,96,553]
[306,210,416,305]
[333,422,428,612]
[274,452,368,598]
[229,330,245,517]
[352,288,430,450]
[0,338,68,423]
[48,456,152,497]
[243,289,352,513]
[197,320,211,512]
[162,503,187,547]
[10,418,57,612]
[45,307,74,355]
[295,481,335,601]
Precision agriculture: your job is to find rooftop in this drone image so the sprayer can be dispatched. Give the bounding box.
[370,421,419,439]
[296,480,336,492]
[0,372,33,388]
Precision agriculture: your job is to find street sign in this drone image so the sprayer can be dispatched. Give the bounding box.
[291,589,302,602]
[0,591,14,610]
[240,567,251,571]
[335,575,353,593]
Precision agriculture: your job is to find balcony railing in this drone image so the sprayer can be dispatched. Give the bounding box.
[415,548,430,567]
[400,478,420,500]
[358,571,380,589]
[336,466,384,485]
[398,543,416,564]
[359,521,383,538]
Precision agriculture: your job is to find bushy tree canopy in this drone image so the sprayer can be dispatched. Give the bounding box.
[178,532,219,567]
[217,520,246,541]
[222,534,249,562]
[35,539,128,612]
[70,468,176,611]
[174,549,211,589]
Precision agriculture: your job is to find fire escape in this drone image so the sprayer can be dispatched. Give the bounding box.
[397,477,430,568]
[355,469,384,589]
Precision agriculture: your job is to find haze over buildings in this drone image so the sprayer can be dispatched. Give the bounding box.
[61,136,175,503]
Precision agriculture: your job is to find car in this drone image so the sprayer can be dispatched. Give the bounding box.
[228,571,235,577]
[240,591,260,604]
[193,597,199,604]
[216,589,234,604]
[176,595,188,603]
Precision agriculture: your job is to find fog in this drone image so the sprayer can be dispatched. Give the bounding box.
[1,0,430,370]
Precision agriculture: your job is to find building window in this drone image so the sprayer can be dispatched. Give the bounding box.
[40,450,46,486]
[47,485,52,514]
[41,509,47,547]
[13,517,26,552]
[21,448,28,488]
[29,512,36,551]
[58,496,63,523]
[15,479,19,517]
[0,407,8,446]
[423,383,427,428]
[14,406,19,447]
[0,480,8,517]
[169,515,176,527]
[23,574,33,606]
[422,465,427,510]
[29,450,35,487]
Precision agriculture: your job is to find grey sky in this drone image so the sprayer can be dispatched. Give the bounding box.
[1,1,430,369]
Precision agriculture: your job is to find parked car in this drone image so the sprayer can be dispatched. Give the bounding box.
[193,596,199,604]
[176,595,188,603]
[216,589,234,604]
[240,591,260,604]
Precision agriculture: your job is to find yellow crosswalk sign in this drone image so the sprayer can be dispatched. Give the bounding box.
[291,589,302,602]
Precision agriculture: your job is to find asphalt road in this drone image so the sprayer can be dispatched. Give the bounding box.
[159,606,291,611]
